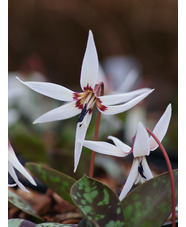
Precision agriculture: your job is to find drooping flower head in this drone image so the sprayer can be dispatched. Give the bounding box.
[83,104,172,200]
[8,141,37,192]
[16,30,153,172]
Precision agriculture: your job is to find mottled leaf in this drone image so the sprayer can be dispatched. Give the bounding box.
[121,169,178,227]
[36,223,78,227]
[8,219,78,227]
[71,175,125,227]
[8,190,43,222]
[8,219,24,227]
[26,162,76,205]
[78,218,100,227]
[8,218,36,227]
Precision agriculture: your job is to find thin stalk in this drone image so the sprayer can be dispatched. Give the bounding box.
[89,83,104,178]
[89,110,102,177]
[146,128,176,227]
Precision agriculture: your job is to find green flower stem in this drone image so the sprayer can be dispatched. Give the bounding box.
[146,128,176,227]
[89,83,104,178]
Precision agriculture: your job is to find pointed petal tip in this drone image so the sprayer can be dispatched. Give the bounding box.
[73,166,77,173]
[138,121,145,128]
[15,76,22,83]
[33,119,39,124]
[167,103,172,111]
[88,29,93,36]
[165,103,172,118]
[30,179,37,186]
[148,88,155,94]
[33,117,48,124]
[149,103,172,151]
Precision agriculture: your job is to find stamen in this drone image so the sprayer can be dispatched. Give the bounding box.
[87,96,96,110]
[84,92,92,104]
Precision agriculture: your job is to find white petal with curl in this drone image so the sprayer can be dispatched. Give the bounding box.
[142,157,153,180]
[74,113,92,172]
[149,104,172,151]
[99,88,151,105]
[16,77,74,101]
[8,148,36,186]
[100,89,154,115]
[33,101,81,124]
[8,183,17,187]
[8,161,30,192]
[80,30,99,90]
[83,140,128,157]
[119,159,139,201]
[133,122,150,158]
[108,136,131,153]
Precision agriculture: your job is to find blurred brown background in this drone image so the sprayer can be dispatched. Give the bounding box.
[9,0,177,94]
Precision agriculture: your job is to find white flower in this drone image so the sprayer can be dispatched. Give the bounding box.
[16,30,153,172]
[8,141,37,192]
[83,104,172,200]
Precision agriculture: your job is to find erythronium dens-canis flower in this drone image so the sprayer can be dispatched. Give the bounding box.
[83,104,171,200]
[16,30,153,172]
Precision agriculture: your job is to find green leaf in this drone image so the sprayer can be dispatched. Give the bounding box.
[8,219,79,227]
[71,175,125,227]
[8,219,24,227]
[78,218,100,227]
[26,162,76,205]
[8,190,43,222]
[8,218,36,227]
[36,223,78,227]
[121,169,178,227]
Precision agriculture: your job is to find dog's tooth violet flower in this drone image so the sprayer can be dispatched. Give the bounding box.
[83,104,171,200]
[16,30,153,172]
[8,141,37,192]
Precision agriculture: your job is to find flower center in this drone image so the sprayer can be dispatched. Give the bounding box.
[77,92,96,126]
[73,83,106,127]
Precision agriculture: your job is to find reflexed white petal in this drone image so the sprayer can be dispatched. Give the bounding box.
[8,162,30,192]
[16,77,74,101]
[108,136,131,153]
[141,157,153,180]
[133,122,150,158]
[100,89,154,115]
[149,104,172,151]
[83,140,128,157]
[119,159,139,201]
[99,88,151,105]
[8,183,17,187]
[80,30,99,90]
[33,101,80,124]
[74,113,92,172]
[8,148,36,186]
